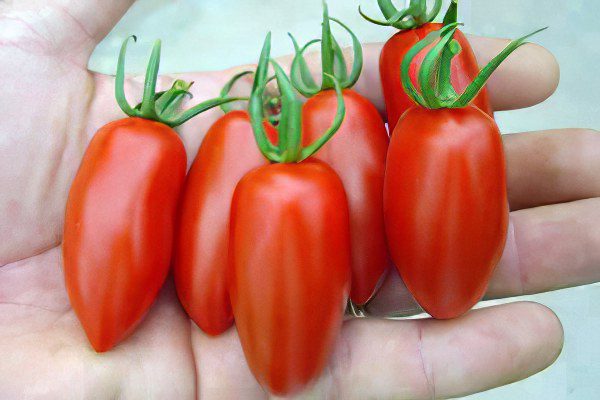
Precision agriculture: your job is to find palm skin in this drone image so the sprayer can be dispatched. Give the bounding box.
[1,1,599,399]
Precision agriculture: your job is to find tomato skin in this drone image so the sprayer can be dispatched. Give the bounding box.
[174,110,275,335]
[384,107,508,319]
[380,23,492,133]
[63,117,187,352]
[302,89,390,304]
[229,161,351,395]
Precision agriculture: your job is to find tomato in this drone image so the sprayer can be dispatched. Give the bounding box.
[229,161,351,395]
[302,89,390,304]
[227,33,350,395]
[289,4,390,305]
[382,22,543,318]
[174,110,276,335]
[62,37,241,351]
[63,117,187,351]
[384,107,508,319]
[380,23,492,133]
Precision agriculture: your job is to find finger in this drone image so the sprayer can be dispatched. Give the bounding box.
[194,302,563,399]
[505,129,600,211]
[327,302,563,399]
[275,35,558,114]
[487,198,600,299]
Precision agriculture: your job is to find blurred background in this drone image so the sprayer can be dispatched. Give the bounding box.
[89,1,599,398]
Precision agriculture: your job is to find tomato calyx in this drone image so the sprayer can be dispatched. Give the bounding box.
[115,36,245,128]
[289,1,363,96]
[402,23,548,109]
[359,0,443,30]
[249,33,345,163]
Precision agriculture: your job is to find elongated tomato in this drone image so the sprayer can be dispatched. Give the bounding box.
[63,117,187,352]
[229,161,351,395]
[174,110,276,335]
[302,89,390,304]
[384,107,508,319]
[380,23,492,132]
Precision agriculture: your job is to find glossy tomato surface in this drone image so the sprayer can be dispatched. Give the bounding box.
[384,107,508,319]
[63,117,187,352]
[380,23,492,133]
[174,110,276,335]
[229,161,351,395]
[302,89,390,304]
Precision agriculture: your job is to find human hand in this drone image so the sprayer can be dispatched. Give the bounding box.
[1,1,599,399]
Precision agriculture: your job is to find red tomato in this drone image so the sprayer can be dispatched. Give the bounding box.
[380,23,492,133]
[174,110,276,335]
[229,161,351,395]
[302,89,390,304]
[63,117,187,352]
[384,106,508,319]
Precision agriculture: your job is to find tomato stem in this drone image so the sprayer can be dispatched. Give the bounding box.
[248,34,345,163]
[401,24,548,109]
[289,1,363,97]
[114,36,245,128]
[359,0,443,30]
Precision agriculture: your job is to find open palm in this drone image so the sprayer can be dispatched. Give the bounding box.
[1,1,599,399]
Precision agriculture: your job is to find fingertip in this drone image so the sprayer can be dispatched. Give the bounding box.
[520,301,564,367]
[520,42,560,107]
[470,36,560,111]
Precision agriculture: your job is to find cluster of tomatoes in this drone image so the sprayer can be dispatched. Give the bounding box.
[62,0,543,395]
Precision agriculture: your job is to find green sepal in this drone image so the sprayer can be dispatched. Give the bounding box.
[452,27,548,107]
[155,80,194,119]
[219,70,253,113]
[331,34,349,84]
[401,24,548,109]
[271,59,303,163]
[298,73,345,162]
[248,32,280,161]
[248,33,346,164]
[442,0,458,26]
[289,1,363,96]
[330,17,363,89]
[114,35,243,128]
[289,34,321,97]
[359,0,443,30]
[288,33,319,90]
